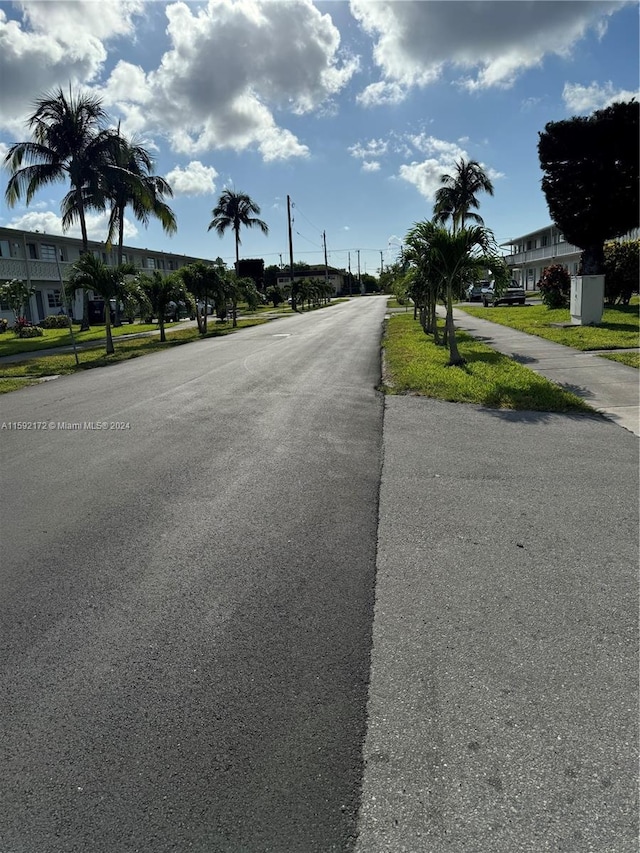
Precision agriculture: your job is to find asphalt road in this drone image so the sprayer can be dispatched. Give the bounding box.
[2,298,638,853]
[0,296,388,853]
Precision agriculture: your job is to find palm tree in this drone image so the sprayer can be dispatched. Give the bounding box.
[179,260,227,335]
[100,129,177,266]
[405,220,444,342]
[433,158,494,233]
[428,224,497,366]
[4,87,115,329]
[137,270,193,343]
[207,189,269,272]
[67,254,135,355]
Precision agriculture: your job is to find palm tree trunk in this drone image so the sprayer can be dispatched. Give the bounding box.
[446,282,464,366]
[159,317,166,343]
[104,303,114,355]
[113,211,125,326]
[78,201,91,331]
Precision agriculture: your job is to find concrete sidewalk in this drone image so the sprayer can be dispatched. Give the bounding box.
[357,397,639,852]
[446,307,639,436]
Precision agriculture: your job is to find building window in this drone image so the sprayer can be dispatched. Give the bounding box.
[542,235,549,247]
[40,244,57,262]
[27,243,37,259]
[47,289,63,309]
[526,240,533,250]
[145,258,156,269]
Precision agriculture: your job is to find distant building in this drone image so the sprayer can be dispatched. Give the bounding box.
[501,225,639,290]
[0,226,212,323]
[276,265,347,296]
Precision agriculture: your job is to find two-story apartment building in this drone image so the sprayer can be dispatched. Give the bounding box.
[0,226,212,323]
[501,225,639,290]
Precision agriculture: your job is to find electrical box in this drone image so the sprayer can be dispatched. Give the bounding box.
[570,275,605,325]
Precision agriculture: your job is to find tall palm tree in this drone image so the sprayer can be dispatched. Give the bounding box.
[433,158,494,233]
[4,86,114,329]
[67,254,135,355]
[100,129,177,266]
[207,189,269,272]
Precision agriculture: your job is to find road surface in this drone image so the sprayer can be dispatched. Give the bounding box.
[1,297,388,852]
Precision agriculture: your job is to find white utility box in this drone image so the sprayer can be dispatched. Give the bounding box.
[570,275,605,325]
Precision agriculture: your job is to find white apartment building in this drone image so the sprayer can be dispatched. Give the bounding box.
[276,265,346,296]
[501,225,639,290]
[0,226,212,323]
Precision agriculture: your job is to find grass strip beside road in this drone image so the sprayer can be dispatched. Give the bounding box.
[383,313,592,413]
[0,318,268,394]
[0,322,160,357]
[461,302,639,352]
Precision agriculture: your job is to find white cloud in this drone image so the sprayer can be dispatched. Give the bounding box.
[362,160,380,172]
[348,138,388,159]
[562,81,639,113]
[356,81,406,107]
[350,0,630,97]
[6,209,137,242]
[398,159,450,202]
[397,137,502,201]
[97,0,356,161]
[0,1,144,134]
[165,161,218,196]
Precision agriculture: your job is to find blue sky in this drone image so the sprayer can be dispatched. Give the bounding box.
[0,0,638,275]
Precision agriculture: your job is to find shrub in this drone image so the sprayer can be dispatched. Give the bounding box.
[40,314,70,328]
[0,318,8,334]
[537,264,571,309]
[604,239,639,305]
[13,317,44,338]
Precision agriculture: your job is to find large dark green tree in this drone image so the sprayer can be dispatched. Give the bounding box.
[207,189,269,272]
[538,99,639,274]
[433,158,494,233]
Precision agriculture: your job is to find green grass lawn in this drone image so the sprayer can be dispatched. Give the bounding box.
[599,351,640,368]
[0,318,268,394]
[0,321,159,357]
[461,302,639,351]
[383,313,592,412]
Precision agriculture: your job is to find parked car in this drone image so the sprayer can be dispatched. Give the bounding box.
[481,280,526,307]
[466,281,489,301]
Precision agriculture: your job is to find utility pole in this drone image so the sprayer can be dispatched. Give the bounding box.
[287,195,296,311]
[348,251,352,296]
[322,231,329,284]
[357,249,361,293]
[380,250,384,277]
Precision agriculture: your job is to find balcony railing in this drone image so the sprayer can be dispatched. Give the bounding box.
[504,242,580,265]
[0,257,175,282]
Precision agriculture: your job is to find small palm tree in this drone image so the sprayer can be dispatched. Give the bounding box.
[433,158,494,233]
[4,87,115,329]
[137,271,194,342]
[428,224,497,366]
[67,254,135,355]
[207,189,269,272]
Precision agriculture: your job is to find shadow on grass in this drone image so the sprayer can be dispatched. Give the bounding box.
[480,407,605,425]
